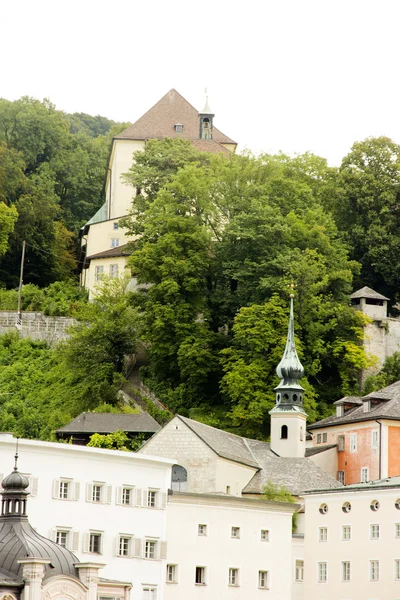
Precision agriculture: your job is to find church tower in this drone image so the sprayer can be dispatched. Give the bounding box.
[269,292,307,457]
[198,92,214,140]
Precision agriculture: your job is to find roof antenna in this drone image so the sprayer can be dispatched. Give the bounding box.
[14,437,19,471]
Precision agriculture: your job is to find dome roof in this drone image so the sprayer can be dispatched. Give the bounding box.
[0,520,79,581]
[2,470,29,491]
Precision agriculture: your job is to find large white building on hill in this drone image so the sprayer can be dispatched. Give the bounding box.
[79,89,237,298]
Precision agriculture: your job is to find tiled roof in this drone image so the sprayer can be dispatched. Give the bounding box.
[56,412,161,434]
[350,286,390,301]
[305,444,337,457]
[242,455,343,496]
[178,416,264,468]
[308,380,400,430]
[192,139,230,154]
[304,475,400,494]
[177,417,342,495]
[87,244,131,260]
[115,89,236,145]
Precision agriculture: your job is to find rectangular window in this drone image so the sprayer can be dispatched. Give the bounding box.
[396,559,400,581]
[145,540,157,559]
[122,487,131,506]
[372,430,379,449]
[198,524,207,536]
[350,433,357,452]
[228,568,239,586]
[92,484,102,503]
[317,433,322,444]
[59,481,69,499]
[370,560,379,581]
[111,238,120,248]
[396,523,400,538]
[195,566,206,585]
[166,564,177,583]
[147,490,157,508]
[342,525,351,541]
[342,561,351,582]
[258,571,269,589]
[95,265,104,281]
[295,560,304,582]
[371,524,380,540]
[113,222,119,230]
[318,562,327,583]
[361,467,369,483]
[142,587,157,600]
[337,471,345,484]
[322,432,327,443]
[109,264,119,278]
[89,533,102,554]
[56,530,68,548]
[260,529,270,541]
[319,527,327,542]
[231,526,240,538]
[118,536,131,557]
[338,434,345,451]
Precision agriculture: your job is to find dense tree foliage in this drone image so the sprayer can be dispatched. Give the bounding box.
[121,139,371,437]
[0,97,127,287]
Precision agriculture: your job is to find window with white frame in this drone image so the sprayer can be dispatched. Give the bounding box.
[53,478,79,501]
[166,564,177,583]
[342,501,351,513]
[370,560,379,581]
[89,532,102,554]
[370,524,380,540]
[122,487,132,506]
[258,570,269,589]
[109,264,119,278]
[260,529,270,541]
[337,471,345,484]
[56,530,69,548]
[228,568,239,586]
[370,499,380,511]
[117,535,133,557]
[198,524,207,536]
[317,433,322,444]
[95,265,104,281]
[231,526,240,538]
[322,432,327,442]
[318,562,327,583]
[361,467,369,483]
[295,560,304,582]
[142,587,157,600]
[371,429,379,449]
[350,433,357,452]
[111,238,120,248]
[338,435,345,451]
[396,523,400,538]
[319,503,328,514]
[319,527,327,542]
[342,561,351,582]
[342,525,351,541]
[147,490,158,508]
[195,566,206,585]
[145,539,157,559]
[87,482,111,504]
[396,559,400,581]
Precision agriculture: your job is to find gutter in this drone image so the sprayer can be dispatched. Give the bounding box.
[375,420,382,480]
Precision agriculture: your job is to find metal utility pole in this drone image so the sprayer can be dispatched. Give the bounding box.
[17,240,26,326]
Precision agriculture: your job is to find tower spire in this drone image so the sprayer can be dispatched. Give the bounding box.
[199,88,215,140]
[269,287,307,458]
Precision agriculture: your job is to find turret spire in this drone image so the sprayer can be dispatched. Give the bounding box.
[199,88,215,140]
[272,289,306,413]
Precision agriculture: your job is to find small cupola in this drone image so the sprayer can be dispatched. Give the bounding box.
[199,90,215,140]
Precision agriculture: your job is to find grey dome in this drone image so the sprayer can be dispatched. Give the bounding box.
[2,470,29,491]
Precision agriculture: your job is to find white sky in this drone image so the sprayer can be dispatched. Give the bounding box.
[2,0,400,165]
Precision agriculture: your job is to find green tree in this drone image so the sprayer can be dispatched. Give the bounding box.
[363,351,400,394]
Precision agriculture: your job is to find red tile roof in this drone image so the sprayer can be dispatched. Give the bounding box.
[87,244,131,260]
[115,89,236,146]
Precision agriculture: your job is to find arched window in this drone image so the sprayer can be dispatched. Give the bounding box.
[281,425,288,439]
[171,464,188,492]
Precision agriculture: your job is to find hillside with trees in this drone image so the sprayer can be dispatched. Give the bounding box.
[0,97,399,440]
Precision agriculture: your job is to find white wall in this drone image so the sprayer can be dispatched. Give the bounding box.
[165,493,297,600]
[304,487,400,599]
[215,457,257,497]
[84,219,131,258]
[0,434,173,598]
[307,447,338,479]
[107,140,145,219]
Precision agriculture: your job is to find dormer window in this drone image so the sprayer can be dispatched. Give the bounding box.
[174,123,184,134]
[336,405,344,417]
[363,400,371,413]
